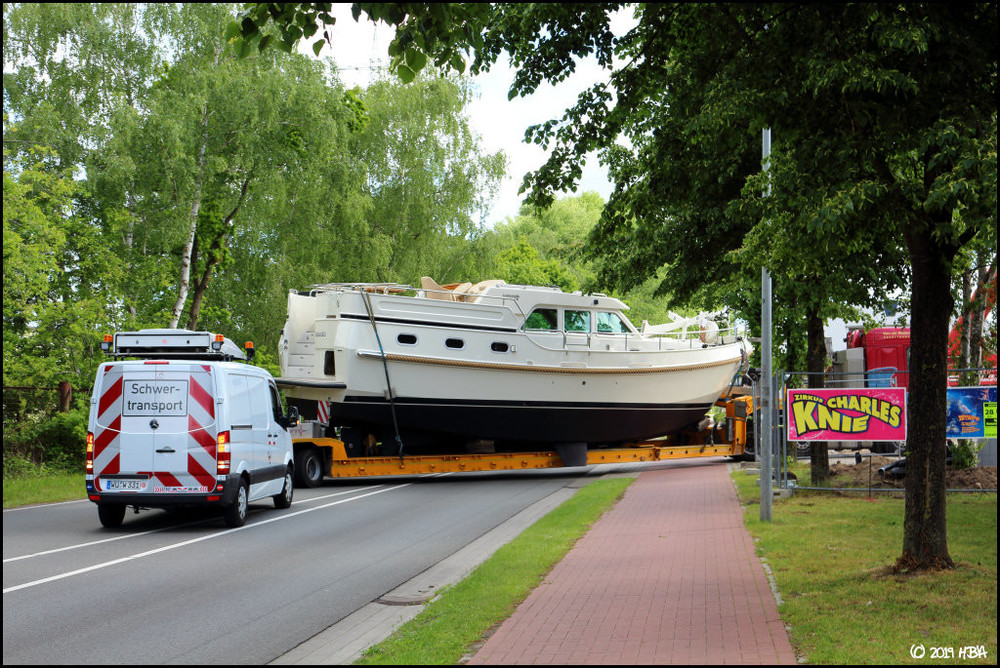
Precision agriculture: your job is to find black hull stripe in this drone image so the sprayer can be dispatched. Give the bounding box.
[331,398,714,445]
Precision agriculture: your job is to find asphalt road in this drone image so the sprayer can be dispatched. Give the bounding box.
[3,471,580,664]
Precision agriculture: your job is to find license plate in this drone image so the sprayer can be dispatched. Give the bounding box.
[102,477,148,492]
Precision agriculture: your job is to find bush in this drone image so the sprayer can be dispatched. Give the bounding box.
[2,407,88,476]
[951,439,980,470]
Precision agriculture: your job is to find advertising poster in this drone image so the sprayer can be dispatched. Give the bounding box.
[946,386,998,439]
[787,387,907,442]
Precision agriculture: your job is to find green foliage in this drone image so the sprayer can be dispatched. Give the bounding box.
[3,406,88,475]
[494,238,578,291]
[231,3,492,80]
[951,440,981,471]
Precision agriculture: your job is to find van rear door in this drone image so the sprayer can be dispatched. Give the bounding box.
[93,363,218,495]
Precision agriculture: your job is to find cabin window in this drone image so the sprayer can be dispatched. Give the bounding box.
[397,333,417,345]
[596,312,630,334]
[445,337,465,349]
[491,342,509,353]
[324,351,336,375]
[525,308,558,331]
[564,310,591,333]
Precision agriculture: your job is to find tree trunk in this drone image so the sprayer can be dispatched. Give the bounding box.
[168,47,219,329]
[960,268,972,368]
[968,262,995,370]
[897,226,955,571]
[186,175,251,330]
[168,106,210,329]
[806,307,830,484]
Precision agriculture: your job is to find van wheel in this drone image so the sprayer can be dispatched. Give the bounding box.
[297,448,324,488]
[224,479,249,528]
[98,504,126,528]
[274,467,294,509]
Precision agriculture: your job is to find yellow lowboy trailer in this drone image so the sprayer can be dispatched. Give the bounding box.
[290,393,754,484]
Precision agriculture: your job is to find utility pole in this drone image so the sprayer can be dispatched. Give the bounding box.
[760,127,773,521]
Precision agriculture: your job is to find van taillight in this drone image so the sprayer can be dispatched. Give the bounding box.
[86,432,95,474]
[217,431,231,474]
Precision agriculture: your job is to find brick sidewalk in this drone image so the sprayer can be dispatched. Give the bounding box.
[468,459,798,665]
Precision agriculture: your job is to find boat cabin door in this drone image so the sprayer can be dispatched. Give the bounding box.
[563,309,592,350]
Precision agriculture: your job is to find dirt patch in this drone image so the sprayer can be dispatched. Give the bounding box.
[826,456,997,490]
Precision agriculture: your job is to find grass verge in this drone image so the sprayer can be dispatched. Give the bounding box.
[3,471,84,509]
[355,476,634,665]
[732,463,997,664]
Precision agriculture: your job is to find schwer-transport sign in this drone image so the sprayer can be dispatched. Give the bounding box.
[787,387,907,442]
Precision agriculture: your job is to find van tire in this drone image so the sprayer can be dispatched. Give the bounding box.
[98,503,126,528]
[296,448,324,488]
[224,479,249,528]
[274,467,294,509]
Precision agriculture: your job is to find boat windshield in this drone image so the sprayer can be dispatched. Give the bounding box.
[596,312,630,334]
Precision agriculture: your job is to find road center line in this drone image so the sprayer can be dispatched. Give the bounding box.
[3,484,410,594]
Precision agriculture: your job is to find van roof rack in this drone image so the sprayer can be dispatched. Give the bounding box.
[104,329,247,361]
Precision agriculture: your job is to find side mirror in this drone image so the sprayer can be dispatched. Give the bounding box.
[287,405,300,428]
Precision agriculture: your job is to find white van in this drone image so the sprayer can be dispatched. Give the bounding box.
[86,330,297,528]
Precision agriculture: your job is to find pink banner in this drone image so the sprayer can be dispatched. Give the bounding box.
[786,387,907,441]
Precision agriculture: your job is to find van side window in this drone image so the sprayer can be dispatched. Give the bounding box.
[268,383,284,423]
[525,308,558,330]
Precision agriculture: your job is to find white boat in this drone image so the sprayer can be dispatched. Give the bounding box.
[276,278,750,460]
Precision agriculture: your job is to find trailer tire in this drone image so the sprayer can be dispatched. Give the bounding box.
[273,467,294,509]
[296,447,324,488]
[98,503,126,528]
[224,479,249,527]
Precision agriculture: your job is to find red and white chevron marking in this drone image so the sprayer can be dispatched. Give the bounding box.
[93,365,218,494]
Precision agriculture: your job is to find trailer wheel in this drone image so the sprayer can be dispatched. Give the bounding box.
[224,479,249,527]
[296,447,324,488]
[273,467,294,509]
[98,503,126,528]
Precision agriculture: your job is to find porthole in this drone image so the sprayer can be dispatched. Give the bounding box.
[491,342,509,353]
[397,333,417,345]
[445,338,465,349]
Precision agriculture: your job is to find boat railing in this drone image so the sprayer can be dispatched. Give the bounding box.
[307,281,530,317]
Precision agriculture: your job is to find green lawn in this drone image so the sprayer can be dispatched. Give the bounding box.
[3,471,84,508]
[732,465,997,664]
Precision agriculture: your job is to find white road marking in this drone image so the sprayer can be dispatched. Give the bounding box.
[3,484,410,594]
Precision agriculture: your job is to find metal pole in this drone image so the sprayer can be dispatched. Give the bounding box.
[760,127,773,521]
[760,268,773,520]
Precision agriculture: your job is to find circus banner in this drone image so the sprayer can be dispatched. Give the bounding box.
[946,386,997,439]
[787,387,907,442]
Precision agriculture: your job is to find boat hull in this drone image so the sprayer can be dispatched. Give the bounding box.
[332,394,717,447]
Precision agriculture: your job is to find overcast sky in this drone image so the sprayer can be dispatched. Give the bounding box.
[314,6,626,225]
